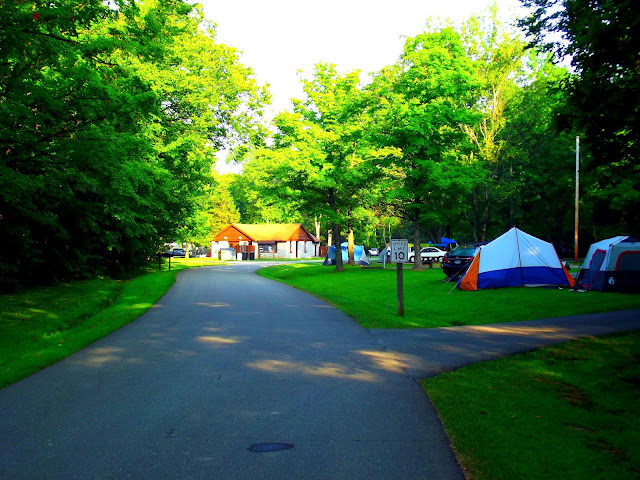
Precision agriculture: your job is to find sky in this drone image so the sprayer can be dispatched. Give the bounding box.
[198,0,529,170]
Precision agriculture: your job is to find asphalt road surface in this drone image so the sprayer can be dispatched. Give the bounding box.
[0,263,464,479]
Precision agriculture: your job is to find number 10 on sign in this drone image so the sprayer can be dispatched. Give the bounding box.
[390,239,408,263]
[390,239,408,317]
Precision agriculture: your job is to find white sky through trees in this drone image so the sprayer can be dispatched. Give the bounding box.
[200,0,527,171]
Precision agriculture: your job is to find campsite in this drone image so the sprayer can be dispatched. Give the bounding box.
[2,0,638,478]
[258,262,640,329]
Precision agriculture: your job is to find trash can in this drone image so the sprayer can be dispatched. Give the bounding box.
[249,252,255,260]
[236,252,243,261]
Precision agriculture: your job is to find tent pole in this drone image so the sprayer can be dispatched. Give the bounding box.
[515,228,524,286]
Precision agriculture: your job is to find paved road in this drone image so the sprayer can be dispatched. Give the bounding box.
[1,263,638,480]
[370,310,640,379]
[0,263,462,479]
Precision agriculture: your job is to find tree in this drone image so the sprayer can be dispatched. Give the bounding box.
[0,0,164,284]
[175,171,240,255]
[519,0,640,235]
[460,9,528,241]
[229,155,306,224]
[370,28,480,268]
[256,64,396,270]
[131,2,268,257]
[502,54,580,246]
[207,173,241,239]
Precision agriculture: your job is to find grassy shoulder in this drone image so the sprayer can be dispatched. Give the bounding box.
[0,257,219,388]
[421,330,640,480]
[257,263,640,328]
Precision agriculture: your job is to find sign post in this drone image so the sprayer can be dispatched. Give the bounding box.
[390,239,409,317]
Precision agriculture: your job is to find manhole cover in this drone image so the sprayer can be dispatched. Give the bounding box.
[247,442,295,453]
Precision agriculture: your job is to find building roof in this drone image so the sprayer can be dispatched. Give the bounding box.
[213,223,319,243]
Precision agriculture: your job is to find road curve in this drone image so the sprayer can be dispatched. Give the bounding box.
[0,263,463,479]
[371,309,640,379]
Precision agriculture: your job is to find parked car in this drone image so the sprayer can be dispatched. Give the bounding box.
[408,246,447,263]
[367,247,380,256]
[170,248,186,258]
[442,245,480,277]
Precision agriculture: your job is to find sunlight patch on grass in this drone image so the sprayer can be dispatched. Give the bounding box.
[124,302,154,310]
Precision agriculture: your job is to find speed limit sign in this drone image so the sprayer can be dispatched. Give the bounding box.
[390,239,409,263]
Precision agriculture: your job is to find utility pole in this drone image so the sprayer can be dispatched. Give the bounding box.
[574,136,580,262]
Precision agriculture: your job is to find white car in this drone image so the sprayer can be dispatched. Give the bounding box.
[408,246,447,263]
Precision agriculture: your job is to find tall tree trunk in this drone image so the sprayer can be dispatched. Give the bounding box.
[479,185,490,242]
[426,226,444,245]
[314,216,321,242]
[332,222,343,271]
[413,221,424,270]
[328,188,344,271]
[469,188,480,242]
[468,186,491,243]
[347,220,355,265]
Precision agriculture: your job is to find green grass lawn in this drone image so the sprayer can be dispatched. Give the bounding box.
[422,330,640,480]
[257,263,640,328]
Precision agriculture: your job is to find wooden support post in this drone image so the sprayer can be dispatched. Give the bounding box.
[397,262,404,317]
